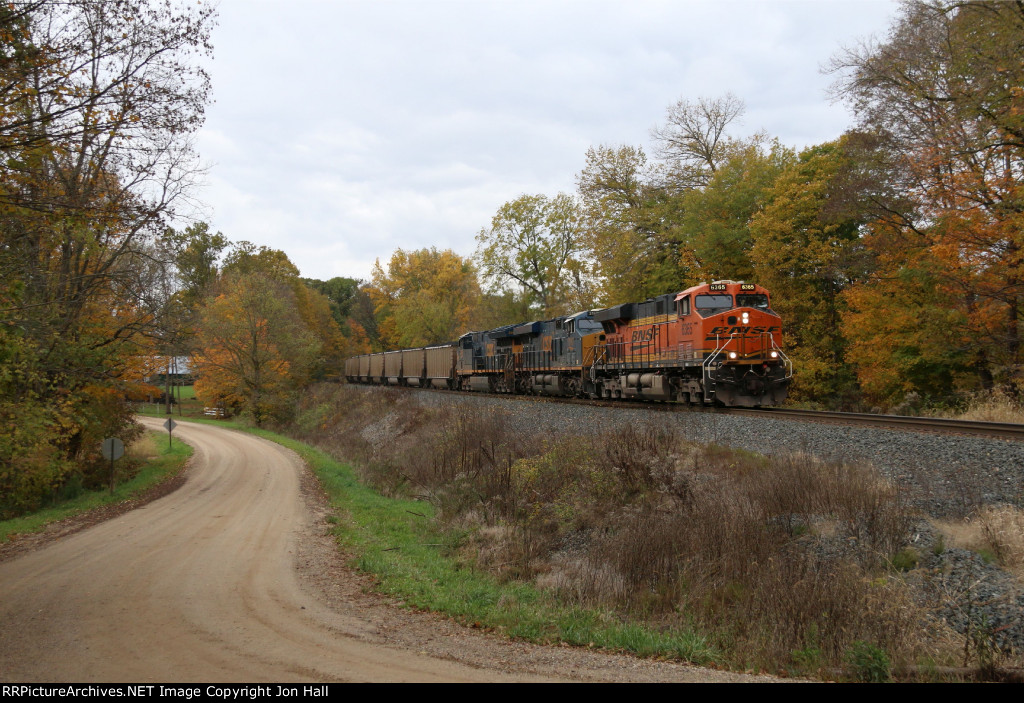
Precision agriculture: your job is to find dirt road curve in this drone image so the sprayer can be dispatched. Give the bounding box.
[0,418,775,683]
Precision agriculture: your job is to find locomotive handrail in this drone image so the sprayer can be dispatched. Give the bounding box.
[770,336,794,380]
[702,333,738,396]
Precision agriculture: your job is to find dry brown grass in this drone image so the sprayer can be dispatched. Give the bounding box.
[127,431,159,462]
[945,389,1024,424]
[290,384,946,674]
[934,506,1024,576]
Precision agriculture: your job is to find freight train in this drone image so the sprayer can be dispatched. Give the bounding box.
[344,280,792,407]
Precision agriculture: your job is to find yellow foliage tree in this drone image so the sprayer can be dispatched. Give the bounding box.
[367,248,481,349]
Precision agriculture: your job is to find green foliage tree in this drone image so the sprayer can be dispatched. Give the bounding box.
[682,136,794,283]
[750,140,868,403]
[163,223,229,311]
[302,276,361,328]
[476,193,594,316]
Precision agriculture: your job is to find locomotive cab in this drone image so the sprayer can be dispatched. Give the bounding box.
[681,281,791,406]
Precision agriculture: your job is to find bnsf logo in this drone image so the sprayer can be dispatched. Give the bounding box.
[630,328,659,343]
[706,325,781,337]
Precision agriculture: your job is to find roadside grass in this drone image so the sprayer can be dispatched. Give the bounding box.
[240,424,719,664]
[0,431,192,544]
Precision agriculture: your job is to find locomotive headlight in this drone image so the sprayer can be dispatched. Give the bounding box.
[741,312,749,323]
[728,351,738,359]
[770,351,778,359]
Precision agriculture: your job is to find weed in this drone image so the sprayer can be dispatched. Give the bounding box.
[891,547,920,571]
[846,640,892,682]
[975,548,997,565]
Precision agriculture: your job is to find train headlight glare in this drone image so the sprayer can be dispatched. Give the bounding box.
[728,351,738,359]
[770,351,778,358]
[741,312,749,323]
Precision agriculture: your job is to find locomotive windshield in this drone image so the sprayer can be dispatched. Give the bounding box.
[695,294,733,317]
[735,293,770,310]
[576,319,603,333]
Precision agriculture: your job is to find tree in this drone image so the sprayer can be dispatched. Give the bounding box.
[682,135,794,283]
[0,0,215,515]
[302,276,361,328]
[164,223,229,311]
[476,193,592,316]
[841,237,972,404]
[831,0,1024,391]
[651,93,746,191]
[367,248,481,349]
[220,243,351,379]
[193,271,320,426]
[750,140,868,403]
[576,144,687,303]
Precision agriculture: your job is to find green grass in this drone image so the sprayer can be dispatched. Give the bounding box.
[136,384,205,418]
[0,431,192,544]
[231,423,719,664]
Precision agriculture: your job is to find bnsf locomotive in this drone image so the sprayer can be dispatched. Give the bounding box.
[344,280,792,407]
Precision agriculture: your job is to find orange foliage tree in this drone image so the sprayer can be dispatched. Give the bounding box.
[832,0,1024,398]
[192,270,321,426]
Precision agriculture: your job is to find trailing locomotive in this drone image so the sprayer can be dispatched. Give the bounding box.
[344,280,792,407]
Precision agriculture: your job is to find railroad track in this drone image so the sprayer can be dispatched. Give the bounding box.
[735,407,1024,440]
[396,385,1024,441]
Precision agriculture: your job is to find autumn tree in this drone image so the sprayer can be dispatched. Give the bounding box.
[476,193,594,316]
[574,95,763,305]
[368,248,481,349]
[0,0,215,515]
[576,145,688,303]
[651,93,746,191]
[218,243,351,379]
[682,135,794,283]
[193,271,320,425]
[302,276,361,328]
[302,276,371,359]
[831,0,1024,394]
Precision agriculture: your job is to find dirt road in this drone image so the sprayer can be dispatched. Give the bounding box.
[0,418,774,682]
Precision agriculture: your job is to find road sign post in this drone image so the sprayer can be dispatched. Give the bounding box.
[101,437,125,494]
[164,417,177,449]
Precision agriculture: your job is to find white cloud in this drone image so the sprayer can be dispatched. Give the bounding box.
[196,0,900,281]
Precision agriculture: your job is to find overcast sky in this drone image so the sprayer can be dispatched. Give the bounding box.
[192,0,900,282]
